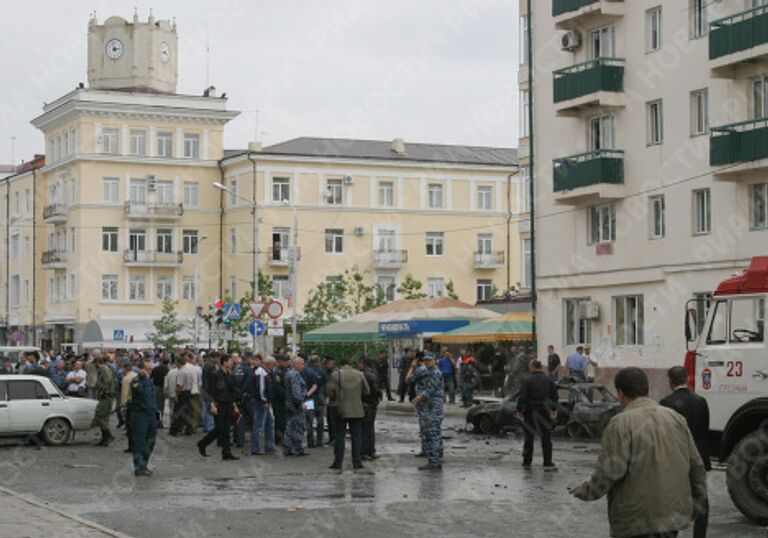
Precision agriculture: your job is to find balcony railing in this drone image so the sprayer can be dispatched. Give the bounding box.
[553,149,624,192]
[710,117,768,166]
[552,0,598,17]
[372,250,408,268]
[710,6,768,60]
[123,250,183,265]
[474,251,505,269]
[124,202,183,218]
[553,58,624,103]
[43,204,68,221]
[42,250,67,266]
[267,247,301,266]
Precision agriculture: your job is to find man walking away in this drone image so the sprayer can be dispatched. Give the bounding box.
[307,355,328,448]
[327,358,370,470]
[163,358,180,428]
[170,355,196,436]
[565,346,588,382]
[93,355,115,447]
[197,354,240,461]
[546,345,561,381]
[661,366,711,538]
[570,367,707,538]
[119,361,138,453]
[376,351,394,401]
[283,357,308,456]
[438,350,455,404]
[230,352,252,448]
[129,359,157,477]
[516,359,557,470]
[360,358,381,460]
[411,353,444,471]
[250,356,275,455]
[150,357,169,429]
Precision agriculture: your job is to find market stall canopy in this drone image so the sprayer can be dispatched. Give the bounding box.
[354,298,499,323]
[432,312,533,344]
[302,320,383,344]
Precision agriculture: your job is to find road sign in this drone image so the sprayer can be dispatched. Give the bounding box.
[113,329,125,341]
[250,302,265,317]
[266,300,284,319]
[249,320,266,337]
[224,303,241,321]
[267,318,282,328]
[208,329,231,341]
[268,327,285,337]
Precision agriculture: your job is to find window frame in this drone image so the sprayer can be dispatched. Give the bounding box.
[425,232,444,257]
[129,129,147,156]
[324,228,344,254]
[102,227,119,252]
[476,280,493,302]
[477,186,493,210]
[427,183,444,209]
[156,275,174,301]
[183,133,200,159]
[647,7,662,53]
[689,0,707,39]
[156,131,174,158]
[690,89,709,137]
[183,181,199,207]
[272,177,291,203]
[326,179,343,206]
[751,182,768,230]
[101,274,118,301]
[129,275,147,301]
[647,100,664,145]
[378,181,394,207]
[589,203,617,245]
[427,277,445,299]
[693,188,712,236]
[102,178,119,204]
[649,195,666,239]
[613,294,645,346]
[183,230,199,255]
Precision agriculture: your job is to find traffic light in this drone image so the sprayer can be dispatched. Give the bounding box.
[213,299,225,325]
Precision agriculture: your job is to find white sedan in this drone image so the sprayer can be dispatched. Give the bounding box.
[0,375,97,446]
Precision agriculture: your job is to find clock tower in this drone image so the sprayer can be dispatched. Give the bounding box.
[87,11,178,94]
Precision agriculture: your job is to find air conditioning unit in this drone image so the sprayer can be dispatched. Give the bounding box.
[354,226,365,236]
[580,301,601,321]
[148,174,158,191]
[561,30,582,51]
[343,175,354,186]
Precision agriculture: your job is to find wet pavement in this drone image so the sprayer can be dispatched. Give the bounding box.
[0,407,763,538]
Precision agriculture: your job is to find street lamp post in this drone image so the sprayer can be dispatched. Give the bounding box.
[283,199,298,355]
[194,235,208,349]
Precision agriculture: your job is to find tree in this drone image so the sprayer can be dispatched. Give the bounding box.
[147,299,185,349]
[446,280,460,301]
[397,274,427,299]
[257,270,273,302]
[344,266,385,314]
[302,266,385,330]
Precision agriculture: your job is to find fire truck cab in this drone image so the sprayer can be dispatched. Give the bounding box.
[685,256,768,524]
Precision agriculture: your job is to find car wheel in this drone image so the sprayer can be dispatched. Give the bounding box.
[41,418,71,446]
[727,431,768,525]
[566,422,589,439]
[477,414,499,435]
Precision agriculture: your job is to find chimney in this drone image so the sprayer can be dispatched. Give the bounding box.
[391,138,405,155]
[248,141,263,152]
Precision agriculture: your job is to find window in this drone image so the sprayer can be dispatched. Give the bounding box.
[129,180,147,204]
[650,195,665,239]
[183,230,199,254]
[477,233,493,255]
[157,131,173,157]
[519,15,529,64]
[101,128,119,154]
[8,380,48,401]
[565,298,592,345]
[379,181,394,207]
[183,133,200,158]
[589,25,615,59]
[129,130,146,156]
[690,0,706,39]
[183,181,199,207]
[589,203,616,244]
[377,276,396,302]
[693,188,711,235]
[428,184,443,208]
[229,179,238,206]
[752,183,768,229]
[477,186,493,210]
[272,177,290,203]
[690,90,708,136]
[10,234,19,259]
[129,275,147,301]
[427,278,445,298]
[272,228,290,261]
[520,89,530,138]
[519,169,531,214]
[614,295,644,345]
[229,228,237,254]
[692,292,713,335]
[157,276,174,301]
[102,178,119,203]
[731,297,766,344]
[647,100,663,145]
[325,229,344,253]
[273,275,290,300]
[102,227,118,252]
[102,275,118,300]
[157,229,173,253]
[24,190,30,214]
[521,238,532,289]
[476,280,493,302]
[183,276,197,301]
[752,77,768,119]
[589,114,615,150]
[326,179,343,205]
[425,232,444,256]
[129,229,146,252]
[10,275,19,307]
[647,7,662,52]
[156,181,173,204]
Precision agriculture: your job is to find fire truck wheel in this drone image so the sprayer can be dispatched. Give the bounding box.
[727,430,768,525]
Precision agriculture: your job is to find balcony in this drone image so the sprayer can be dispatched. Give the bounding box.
[474,251,505,269]
[124,202,183,220]
[267,247,301,267]
[553,149,625,205]
[710,117,768,177]
[710,6,768,76]
[372,250,407,269]
[42,250,67,269]
[42,204,68,223]
[553,58,625,115]
[123,250,183,267]
[552,0,624,29]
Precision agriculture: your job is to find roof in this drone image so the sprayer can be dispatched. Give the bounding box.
[0,164,15,174]
[225,137,517,167]
[715,257,768,296]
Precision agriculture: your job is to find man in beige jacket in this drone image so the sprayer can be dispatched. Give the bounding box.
[326,358,370,471]
[570,367,707,538]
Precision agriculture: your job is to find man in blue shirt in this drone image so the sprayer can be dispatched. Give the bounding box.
[437,350,455,404]
[565,346,588,382]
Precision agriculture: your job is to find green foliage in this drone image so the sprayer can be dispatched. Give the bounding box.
[446,279,460,301]
[257,270,273,301]
[397,274,427,299]
[147,299,185,349]
[302,266,384,330]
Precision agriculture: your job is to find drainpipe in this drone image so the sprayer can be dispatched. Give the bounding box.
[216,161,225,299]
[506,173,514,292]
[32,168,36,347]
[527,0,537,354]
[246,152,259,352]
[4,178,8,344]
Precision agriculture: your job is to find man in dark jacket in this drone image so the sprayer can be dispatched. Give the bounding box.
[376,351,393,401]
[516,359,558,469]
[197,354,240,461]
[360,358,382,460]
[271,354,290,445]
[129,360,157,476]
[661,366,711,538]
[230,353,252,448]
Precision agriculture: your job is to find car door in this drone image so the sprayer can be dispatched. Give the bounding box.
[7,379,51,432]
[0,382,9,431]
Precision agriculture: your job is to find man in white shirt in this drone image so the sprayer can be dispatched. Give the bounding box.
[65,360,87,397]
[170,355,198,436]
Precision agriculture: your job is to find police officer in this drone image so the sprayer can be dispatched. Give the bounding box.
[283,357,308,456]
[516,359,557,470]
[93,355,115,447]
[197,354,240,460]
[271,354,290,445]
[230,352,252,448]
[406,352,428,458]
[411,352,444,471]
[129,359,157,477]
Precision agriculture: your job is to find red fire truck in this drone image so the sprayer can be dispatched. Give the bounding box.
[685,256,768,524]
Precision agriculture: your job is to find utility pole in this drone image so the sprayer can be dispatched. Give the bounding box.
[285,200,298,355]
[247,153,259,353]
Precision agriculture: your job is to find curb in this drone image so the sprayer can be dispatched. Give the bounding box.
[0,486,133,538]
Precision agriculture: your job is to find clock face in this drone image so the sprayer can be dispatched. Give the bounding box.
[106,38,123,60]
[160,42,170,63]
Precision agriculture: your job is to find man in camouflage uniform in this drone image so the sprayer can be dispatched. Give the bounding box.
[406,352,428,458]
[283,357,308,456]
[411,352,444,471]
[93,355,115,447]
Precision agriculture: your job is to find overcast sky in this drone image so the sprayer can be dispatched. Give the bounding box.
[0,0,519,165]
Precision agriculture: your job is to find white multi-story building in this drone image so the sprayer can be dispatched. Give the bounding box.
[531,0,767,387]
